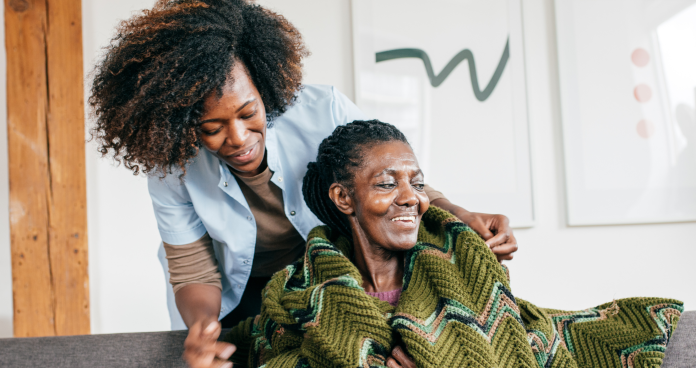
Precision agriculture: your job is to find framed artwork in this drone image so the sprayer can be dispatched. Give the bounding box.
[555,0,696,225]
[351,0,534,227]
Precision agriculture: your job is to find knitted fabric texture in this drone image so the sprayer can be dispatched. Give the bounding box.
[224,206,683,368]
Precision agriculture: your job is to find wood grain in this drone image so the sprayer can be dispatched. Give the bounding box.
[5,0,89,337]
[45,0,89,336]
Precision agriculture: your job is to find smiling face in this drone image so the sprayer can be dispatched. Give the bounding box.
[331,141,430,252]
[198,62,267,177]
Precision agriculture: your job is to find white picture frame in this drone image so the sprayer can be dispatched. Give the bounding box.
[555,0,696,226]
[351,0,534,228]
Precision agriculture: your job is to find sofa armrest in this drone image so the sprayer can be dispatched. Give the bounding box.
[663,310,696,368]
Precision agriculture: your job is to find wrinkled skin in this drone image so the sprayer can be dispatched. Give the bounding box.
[329,141,427,367]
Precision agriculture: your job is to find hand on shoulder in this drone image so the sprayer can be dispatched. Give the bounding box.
[430,198,518,262]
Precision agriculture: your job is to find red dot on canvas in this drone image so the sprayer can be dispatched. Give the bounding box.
[631,48,650,67]
[634,84,652,102]
[636,119,655,139]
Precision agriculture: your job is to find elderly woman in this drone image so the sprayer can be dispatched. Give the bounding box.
[220,120,682,368]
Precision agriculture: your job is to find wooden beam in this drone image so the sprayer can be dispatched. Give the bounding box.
[45,0,89,336]
[5,0,89,337]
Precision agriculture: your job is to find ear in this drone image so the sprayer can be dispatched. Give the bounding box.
[328,183,354,216]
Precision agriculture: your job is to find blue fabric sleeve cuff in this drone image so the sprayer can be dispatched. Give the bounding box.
[158,221,207,245]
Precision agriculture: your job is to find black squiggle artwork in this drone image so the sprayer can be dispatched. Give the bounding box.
[375,38,510,102]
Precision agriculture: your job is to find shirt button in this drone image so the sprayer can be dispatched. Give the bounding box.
[278,176,283,182]
[237,284,242,289]
[290,211,296,216]
[243,259,250,265]
[247,216,252,221]
[224,182,228,187]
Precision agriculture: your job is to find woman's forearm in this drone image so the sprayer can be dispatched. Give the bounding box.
[430,198,474,223]
[175,283,222,328]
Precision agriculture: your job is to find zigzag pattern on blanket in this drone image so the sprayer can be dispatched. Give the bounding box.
[393,216,538,367]
[391,282,521,345]
[394,219,527,346]
[551,299,682,368]
[224,206,683,368]
[250,227,396,367]
[519,297,683,368]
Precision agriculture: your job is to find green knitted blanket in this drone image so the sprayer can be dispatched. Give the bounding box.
[224,207,682,368]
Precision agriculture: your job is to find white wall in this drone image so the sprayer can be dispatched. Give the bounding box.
[82,0,169,334]
[0,0,13,338]
[0,0,692,338]
[258,0,355,99]
[510,0,696,310]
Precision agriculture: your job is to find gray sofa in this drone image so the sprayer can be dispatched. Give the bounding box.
[1,311,694,367]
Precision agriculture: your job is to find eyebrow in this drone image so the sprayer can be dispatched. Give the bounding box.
[235,98,256,113]
[199,98,256,124]
[373,168,423,178]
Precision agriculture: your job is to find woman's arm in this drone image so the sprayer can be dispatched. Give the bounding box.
[177,285,235,368]
[425,190,518,262]
[176,283,222,329]
[164,235,235,368]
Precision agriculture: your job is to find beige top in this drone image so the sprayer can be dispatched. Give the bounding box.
[232,166,307,277]
[163,169,446,293]
[164,232,221,294]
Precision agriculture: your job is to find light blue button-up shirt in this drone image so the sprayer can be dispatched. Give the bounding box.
[148,85,366,318]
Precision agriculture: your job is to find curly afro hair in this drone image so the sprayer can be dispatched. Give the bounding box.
[89,0,309,176]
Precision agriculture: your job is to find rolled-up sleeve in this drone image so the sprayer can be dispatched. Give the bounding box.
[148,175,208,245]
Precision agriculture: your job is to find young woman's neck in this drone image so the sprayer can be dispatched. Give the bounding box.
[350,228,404,293]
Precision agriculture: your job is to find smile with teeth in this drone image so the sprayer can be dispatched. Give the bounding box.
[391,216,416,223]
[234,146,254,158]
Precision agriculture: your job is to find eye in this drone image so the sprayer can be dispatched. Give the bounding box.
[412,183,425,191]
[201,127,222,136]
[241,109,258,120]
[377,182,396,189]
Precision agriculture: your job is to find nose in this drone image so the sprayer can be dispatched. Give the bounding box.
[395,182,419,208]
[223,119,249,148]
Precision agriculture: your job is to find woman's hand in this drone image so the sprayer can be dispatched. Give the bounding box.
[430,199,518,262]
[465,212,517,262]
[175,284,233,367]
[386,345,416,368]
[183,320,236,368]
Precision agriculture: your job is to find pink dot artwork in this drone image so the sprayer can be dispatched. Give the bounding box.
[634,84,652,103]
[636,119,655,139]
[631,48,650,67]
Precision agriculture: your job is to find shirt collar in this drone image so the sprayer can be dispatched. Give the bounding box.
[265,126,281,174]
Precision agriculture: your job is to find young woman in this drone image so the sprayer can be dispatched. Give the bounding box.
[89,1,517,366]
[222,120,682,368]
